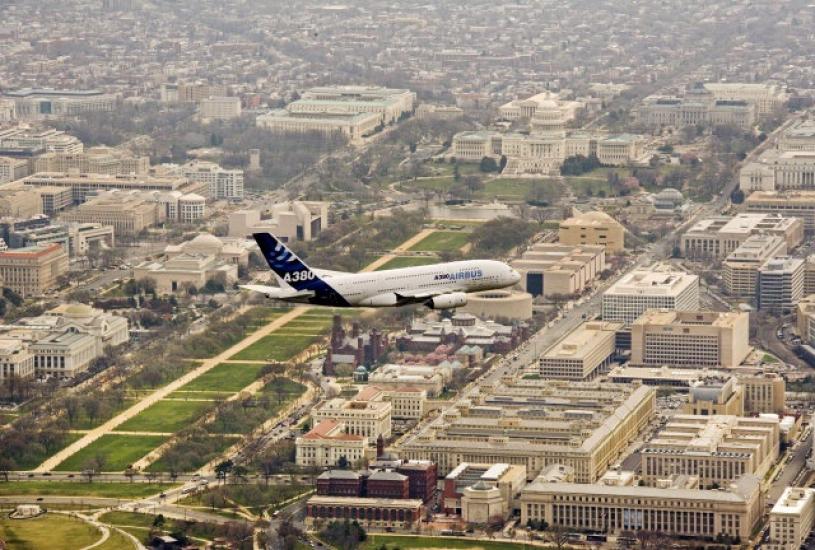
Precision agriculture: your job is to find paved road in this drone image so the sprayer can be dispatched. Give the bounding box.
[769,430,813,504]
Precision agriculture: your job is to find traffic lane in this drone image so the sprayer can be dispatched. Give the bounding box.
[0,495,122,506]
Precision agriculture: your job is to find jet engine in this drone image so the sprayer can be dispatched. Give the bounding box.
[425,292,468,309]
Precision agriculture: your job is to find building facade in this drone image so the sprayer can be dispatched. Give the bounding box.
[602,266,700,324]
[539,321,623,379]
[0,243,69,297]
[630,310,750,369]
[558,210,625,253]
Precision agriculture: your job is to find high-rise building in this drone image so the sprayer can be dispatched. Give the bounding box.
[723,235,787,297]
[181,160,244,200]
[758,257,804,311]
[602,265,699,324]
[199,96,242,120]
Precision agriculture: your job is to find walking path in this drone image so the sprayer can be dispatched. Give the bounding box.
[36,307,309,472]
[361,228,436,271]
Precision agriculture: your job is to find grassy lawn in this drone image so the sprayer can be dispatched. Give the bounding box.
[230,334,322,362]
[409,231,470,252]
[0,514,103,550]
[376,256,440,270]
[97,527,136,550]
[565,175,615,197]
[367,536,535,550]
[0,481,174,498]
[100,511,225,545]
[54,434,167,472]
[364,535,531,550]
[115,400,213,433]
[179,363,268,393]
[179,483,313,513]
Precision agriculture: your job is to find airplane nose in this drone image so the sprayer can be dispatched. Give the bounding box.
[510,269,521,284]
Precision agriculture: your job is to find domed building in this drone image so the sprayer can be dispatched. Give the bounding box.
[653,187,685,210]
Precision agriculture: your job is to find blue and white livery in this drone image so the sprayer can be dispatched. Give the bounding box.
[242,233,521,309]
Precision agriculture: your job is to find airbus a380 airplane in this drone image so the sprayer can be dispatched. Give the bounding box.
[241,233,521,309]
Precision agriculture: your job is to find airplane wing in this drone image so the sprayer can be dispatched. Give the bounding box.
[395,287,465,301]
[239,284,315,300]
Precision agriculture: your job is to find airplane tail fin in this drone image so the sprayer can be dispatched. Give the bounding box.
[253,233,324,291]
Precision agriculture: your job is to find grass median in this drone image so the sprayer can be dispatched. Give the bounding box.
[178,363,268,393]
[0,480,174,498]
[408,231,470,252]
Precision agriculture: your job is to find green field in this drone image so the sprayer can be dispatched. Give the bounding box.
[409,231,470,252]
[0,514,104,550]
[179,363,268,393]
[564,175,615,197]
[97,527,137,550]
[375,255,440,270]
[230,334,322,362]
[99,511,230,544]
[179,483,313,513]
[364,535,531,550]
[115,399,214,433]
[0,481,174,498]
[54,434,167,472]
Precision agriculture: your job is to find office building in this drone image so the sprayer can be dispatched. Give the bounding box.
[767,488,815,550]
[758,257,804,311]
[703,82,788,116]
[602,265,699,324]
[778,119,815,152]
[60,192,162,236]
[558,210,625,253]
[642,415,779,487]
[0,339,35,381]
[199,96,241,120]
[683,377,744,416]
[681,213,802,259]
[723,235,787,297]
[0,127,83,156]
[607,365,727,389]
[520,475,762,540]
[19,172,193,203]
[257,109,382,143]
[0,183,43,218]
[397,379,655,482]
[0,243,68,297]
[161,82,227,104]
[741,150,815,193]
[511,243,605,298]
[741,372,786,415]
[797,294,815,346]
[305,495,423,530]
[367,364,449,397]
[746,191,815,232]
[181,160,244,200]
[630,310,750,369]
[295,419,369,468]
[228,201,328,241]
[33,147,149,176]
[0,156,29,183]
[312,397,392,439]
[539,320,623,379]
[636,83,757,130]
[2,89,116,120]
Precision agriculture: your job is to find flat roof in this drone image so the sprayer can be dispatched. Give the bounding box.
[542,321,623,360]
[605,266,697,297]
[772,487,815,516]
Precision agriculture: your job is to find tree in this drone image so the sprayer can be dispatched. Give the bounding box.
[337,456,350,469]
[545,524,570,550]
[64,396,81,426]
[453,163,461,181]
[216,460,234,484]
[153,514,166,528]
[124,467,137,483]
[320,520,367,550]
[479,156,499,172]
[462,175,484,194]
